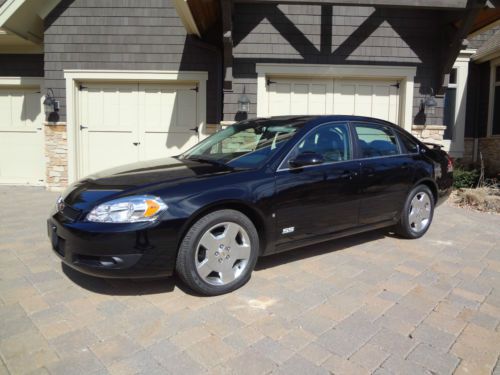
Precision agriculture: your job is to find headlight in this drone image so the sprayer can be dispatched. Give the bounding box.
[86,195,167,223]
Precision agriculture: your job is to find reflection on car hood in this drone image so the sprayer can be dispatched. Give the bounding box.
[63,157,233,209]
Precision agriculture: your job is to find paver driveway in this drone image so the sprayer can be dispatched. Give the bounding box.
[0,186,500,375]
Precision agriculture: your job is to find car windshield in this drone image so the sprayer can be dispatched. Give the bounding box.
[180,118,308,169]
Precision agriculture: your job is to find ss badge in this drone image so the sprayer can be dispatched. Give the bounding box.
[282,227,295,235]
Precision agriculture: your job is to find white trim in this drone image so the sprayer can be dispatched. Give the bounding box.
[487,57,500,137]
[0,76,42,86]
[63,69,208,183]
[255,63,417,132]
[446,51,472,157]
[172,0,201,37]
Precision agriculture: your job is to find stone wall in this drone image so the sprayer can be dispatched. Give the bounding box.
[459,137,500,175]
[478,138,500,175]
[411,125,446,145]
[44,125,68,191]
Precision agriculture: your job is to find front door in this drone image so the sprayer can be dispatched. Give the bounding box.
[274,122,360,250]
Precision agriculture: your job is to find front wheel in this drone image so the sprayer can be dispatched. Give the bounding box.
[395,185,434,239]
[176,209,259,296]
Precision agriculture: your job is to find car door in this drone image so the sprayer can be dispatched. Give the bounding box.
[352,122,415,225]
[273,122,361,250]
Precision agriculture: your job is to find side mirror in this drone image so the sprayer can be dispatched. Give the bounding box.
[289,152,324,168]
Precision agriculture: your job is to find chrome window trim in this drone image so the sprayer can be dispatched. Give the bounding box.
[276,121,353,172]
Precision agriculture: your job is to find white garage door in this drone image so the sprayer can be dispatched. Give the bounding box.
[267,78,400,124]
[78,82,200,177]
[0,87,44,185]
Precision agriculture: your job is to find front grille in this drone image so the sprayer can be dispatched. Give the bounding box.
[61,204,82,221]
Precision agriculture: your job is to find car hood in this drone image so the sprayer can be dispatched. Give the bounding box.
[63,157,234,210]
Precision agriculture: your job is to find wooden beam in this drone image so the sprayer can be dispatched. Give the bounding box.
[232,0,469,9]
[437,0,488,93]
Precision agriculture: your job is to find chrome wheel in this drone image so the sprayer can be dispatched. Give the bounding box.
[408,191,431,233]
[195,222,251,286]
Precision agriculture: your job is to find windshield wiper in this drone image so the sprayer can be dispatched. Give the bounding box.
[186,156,228,167]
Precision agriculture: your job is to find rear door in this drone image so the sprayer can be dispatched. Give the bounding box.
[274,122,360,248]
[353,122,414,225]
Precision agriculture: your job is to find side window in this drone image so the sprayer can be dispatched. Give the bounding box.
[354,124,400,158]
[398,133,419,154]
[290,122,351,163]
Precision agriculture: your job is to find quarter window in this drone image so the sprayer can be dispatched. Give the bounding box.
[398,133,419,154]
[354,124,400,158]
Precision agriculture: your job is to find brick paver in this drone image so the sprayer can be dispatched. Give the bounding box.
[1,185,499,374]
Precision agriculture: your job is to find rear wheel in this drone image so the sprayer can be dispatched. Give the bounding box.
[176,209,259,295]
[395,185,434,239]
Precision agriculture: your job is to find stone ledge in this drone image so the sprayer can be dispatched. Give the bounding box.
[412,125,446,130]
[44,122,67,126]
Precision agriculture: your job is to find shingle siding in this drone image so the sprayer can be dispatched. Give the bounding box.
[0,54,44,77]
[225,3,458,125]
[468,26,500,50]
[44,0,220,123]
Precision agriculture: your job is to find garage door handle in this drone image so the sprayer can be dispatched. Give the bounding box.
[133,142,140,146]
[190,126,198,133]
[80,125,88,130]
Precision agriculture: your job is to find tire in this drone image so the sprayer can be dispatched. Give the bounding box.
[395,184,435,239]
[176,209,259,296]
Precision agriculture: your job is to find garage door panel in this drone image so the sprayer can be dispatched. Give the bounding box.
[269,83,292,116]
[355,85,373,117]
[290,84,308,115]
[86,132,138,174]
[0,87,44,184]
[269,80,332,116]
[309,84,327,114]
[335,83,356,116]
[79,81,200,177]
[85,85,137,131]
[333,80,400,123]
[175,88,197,130]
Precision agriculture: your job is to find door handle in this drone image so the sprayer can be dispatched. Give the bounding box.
[340,170,357,179]
[133,142,140,146]
[190,126,198,133]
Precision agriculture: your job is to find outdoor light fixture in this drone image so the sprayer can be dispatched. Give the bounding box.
[238,88,250,113]
[43,88,60,116]
[423,88,437,115]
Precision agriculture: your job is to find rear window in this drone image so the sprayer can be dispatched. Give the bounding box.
[354,124,400,158]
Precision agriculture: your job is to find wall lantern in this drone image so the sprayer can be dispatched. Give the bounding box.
[423,88,437,115]
[238,88,250,113]
[43,88,60,117]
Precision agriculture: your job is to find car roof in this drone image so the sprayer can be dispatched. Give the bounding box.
[261,115,398,129]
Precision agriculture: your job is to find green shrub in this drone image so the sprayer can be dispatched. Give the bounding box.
[453,168,479,189]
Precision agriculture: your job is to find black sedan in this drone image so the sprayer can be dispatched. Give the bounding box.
[48,116,453,295]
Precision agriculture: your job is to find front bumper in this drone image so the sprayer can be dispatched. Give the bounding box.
[47,212,183,278]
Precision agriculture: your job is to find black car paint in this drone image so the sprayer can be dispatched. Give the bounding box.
[48,116,452,279]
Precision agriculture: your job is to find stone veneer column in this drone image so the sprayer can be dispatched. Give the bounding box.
[411,125,449,152]
[44,124,68,191]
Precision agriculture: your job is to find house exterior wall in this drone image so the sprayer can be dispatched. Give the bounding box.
[44,0,220,124]
[225,3,457,125]
[0,54,44,77]
[41,0,221,189]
